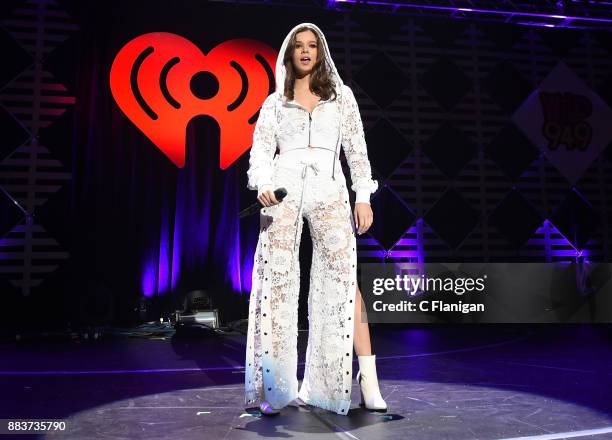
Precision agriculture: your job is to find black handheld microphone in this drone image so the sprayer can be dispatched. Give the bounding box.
[239,187,287,218]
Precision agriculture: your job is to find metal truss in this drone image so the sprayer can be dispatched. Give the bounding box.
[210,0,612,31]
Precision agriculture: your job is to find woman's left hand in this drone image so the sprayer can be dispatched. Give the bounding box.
[354,203,373,235]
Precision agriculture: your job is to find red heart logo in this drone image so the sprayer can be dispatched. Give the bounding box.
[110,32,277,169]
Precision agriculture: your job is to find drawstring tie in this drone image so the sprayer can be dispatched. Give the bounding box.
[293,160,320,253]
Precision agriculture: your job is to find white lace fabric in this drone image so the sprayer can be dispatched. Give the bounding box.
[244,165,357,415]
[246,84,378,204]
[244,21,377,416]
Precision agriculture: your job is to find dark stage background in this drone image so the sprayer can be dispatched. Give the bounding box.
[1,0,612,333]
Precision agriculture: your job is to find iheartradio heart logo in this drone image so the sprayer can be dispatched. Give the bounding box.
[110,32,277,168]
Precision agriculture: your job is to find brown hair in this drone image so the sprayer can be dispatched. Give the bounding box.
[282,26,338,102]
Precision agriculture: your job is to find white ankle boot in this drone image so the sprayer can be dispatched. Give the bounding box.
[259,401,280,415]
[356,354,388,412]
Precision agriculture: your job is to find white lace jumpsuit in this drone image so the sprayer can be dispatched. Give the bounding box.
[244,83,378,415]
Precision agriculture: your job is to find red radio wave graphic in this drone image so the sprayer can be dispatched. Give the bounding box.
[110,32,277,169]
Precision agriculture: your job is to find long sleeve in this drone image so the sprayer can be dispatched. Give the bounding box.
[247,94,278,195]
[340,85,378,204]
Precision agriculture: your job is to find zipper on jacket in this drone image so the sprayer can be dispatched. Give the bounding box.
[308,112,312,148]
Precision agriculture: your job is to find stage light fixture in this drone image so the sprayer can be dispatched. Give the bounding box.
[174,289,220,331]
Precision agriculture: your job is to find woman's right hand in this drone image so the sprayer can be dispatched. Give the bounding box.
[258,189,280,207]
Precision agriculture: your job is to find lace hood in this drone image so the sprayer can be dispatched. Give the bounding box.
[275,23,345,100]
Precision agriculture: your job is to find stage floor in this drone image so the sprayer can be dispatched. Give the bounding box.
[1,324,611,440]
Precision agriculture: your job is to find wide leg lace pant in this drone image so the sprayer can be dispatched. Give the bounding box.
[244,160,357,415]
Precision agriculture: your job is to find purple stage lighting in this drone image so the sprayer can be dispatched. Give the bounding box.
[331,0,612,31]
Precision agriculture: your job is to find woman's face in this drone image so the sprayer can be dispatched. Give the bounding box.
[292,29,318,76]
